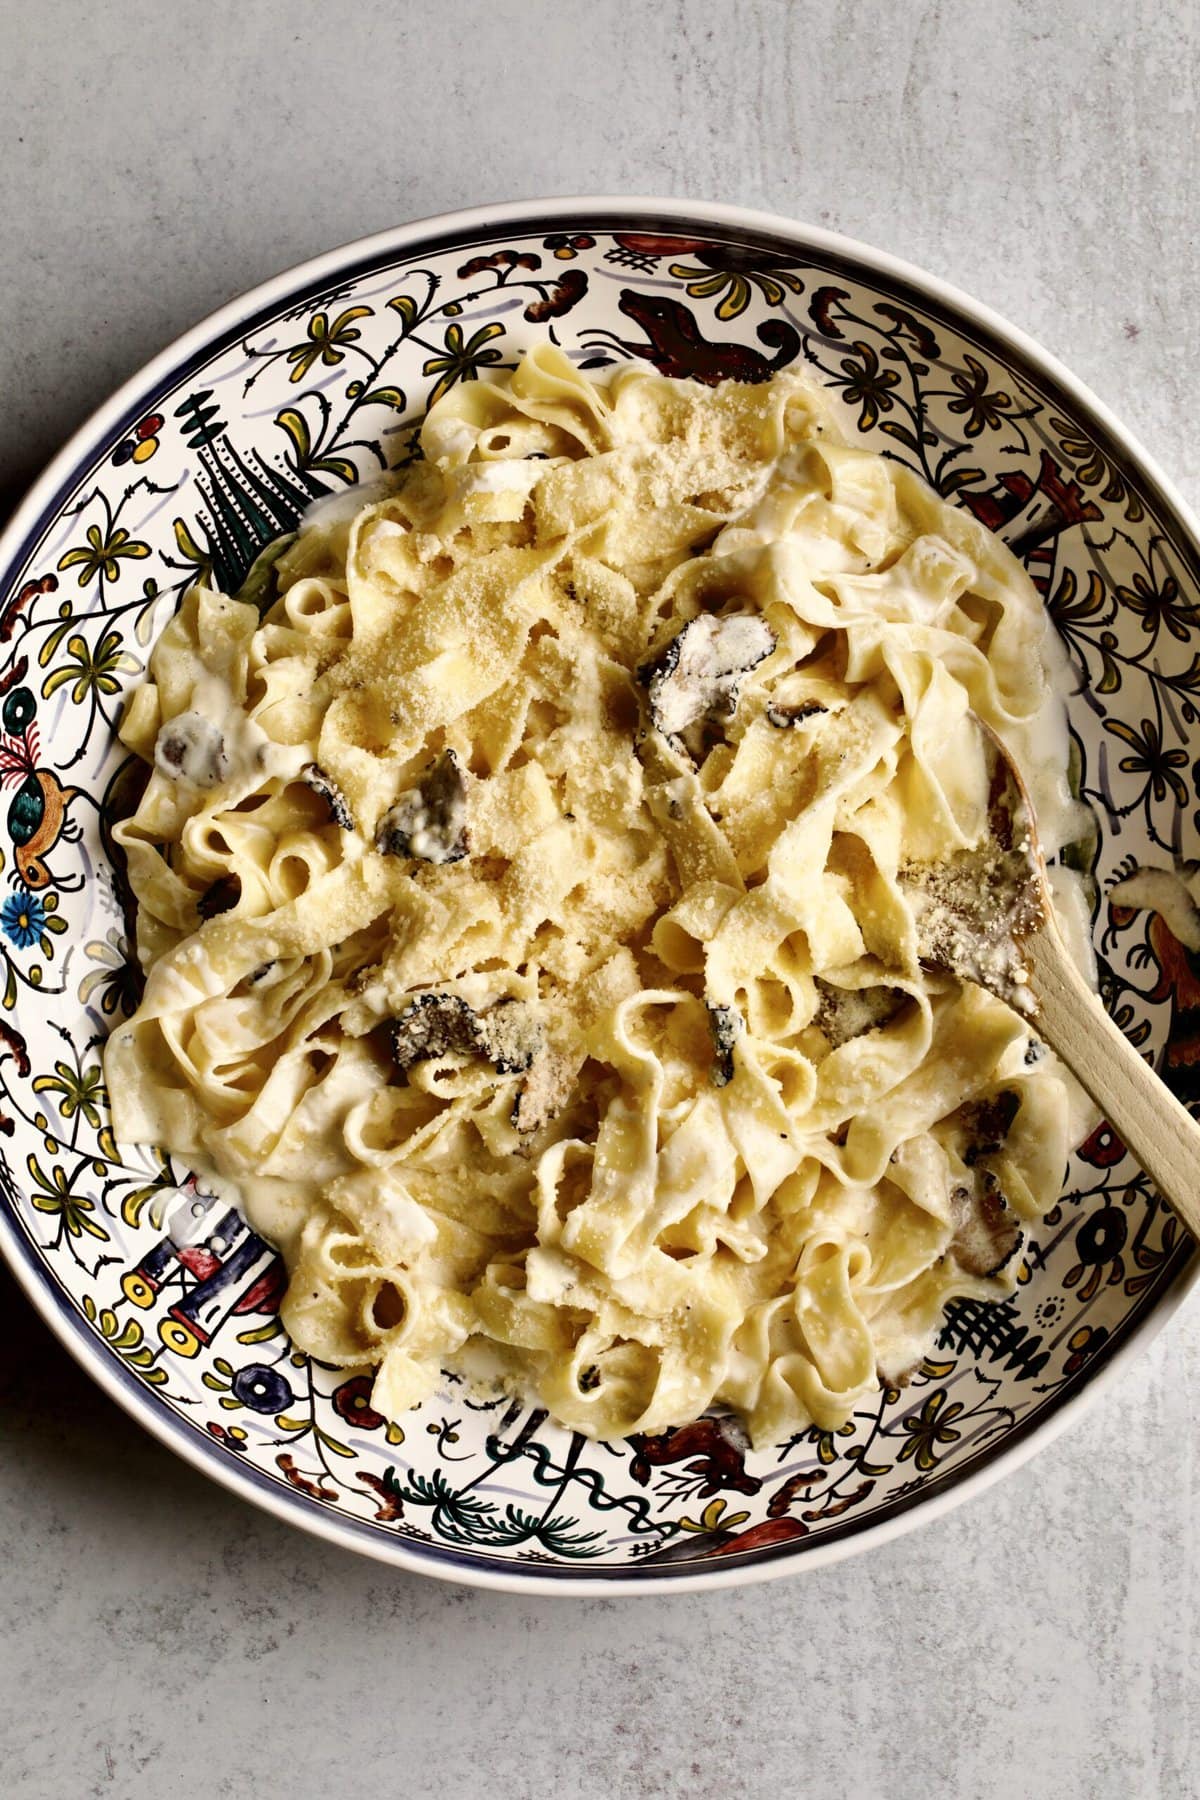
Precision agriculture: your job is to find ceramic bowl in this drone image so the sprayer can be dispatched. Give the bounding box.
[0,198,1196,1594]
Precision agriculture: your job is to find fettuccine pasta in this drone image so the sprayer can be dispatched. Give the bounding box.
[107,349,1089,1444]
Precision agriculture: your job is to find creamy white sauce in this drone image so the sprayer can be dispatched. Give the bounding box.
[1047,863,1099,984]
[165,668,307,790]
[187,1152,309,1259]
[154,711,227,787]
[419,418,479,466]
[450,460,544,500]
[378,1184,439,1252]
[1017,611,1085,861]
[299,476,399,534]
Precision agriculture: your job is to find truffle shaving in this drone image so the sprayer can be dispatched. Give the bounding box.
[513,1049,576,1135]
[376,749,468,863]
[951,1171,1022,1278]
[766,699,827,729]
[474,997,542,1074]
[641,613,775,761]
[959,1089,1021,1166]
[301,761,354,830]
[154,713,228,788]
[707,1002,744,1087]
[388,994,479,1069]
[815,978,908,1049]
[389,992,542,1076]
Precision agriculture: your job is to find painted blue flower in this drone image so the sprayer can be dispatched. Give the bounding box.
[231,1362,294,1414]
[0,888,45,949]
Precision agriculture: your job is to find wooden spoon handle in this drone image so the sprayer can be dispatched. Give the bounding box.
[1024,918,1200,1239]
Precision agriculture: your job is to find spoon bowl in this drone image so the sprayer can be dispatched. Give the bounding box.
[910,722,1200,1243]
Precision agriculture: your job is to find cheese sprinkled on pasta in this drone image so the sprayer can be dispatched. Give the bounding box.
[107,349,1088,1444]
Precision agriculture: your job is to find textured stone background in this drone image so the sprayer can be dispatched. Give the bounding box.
[1,2,1197,1795]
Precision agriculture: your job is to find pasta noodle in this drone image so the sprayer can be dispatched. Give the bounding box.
[106,349,1090,1444]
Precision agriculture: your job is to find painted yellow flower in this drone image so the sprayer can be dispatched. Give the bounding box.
[896,1389,964,1471]
[58,525,150,588]
[28,1153,108,1241]
[42,629,140,703]
[285,306,372,383]
[668,248,804,321]
[423,321,506,407]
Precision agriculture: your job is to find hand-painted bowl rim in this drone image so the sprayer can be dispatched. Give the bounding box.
[1,195,1196,1596]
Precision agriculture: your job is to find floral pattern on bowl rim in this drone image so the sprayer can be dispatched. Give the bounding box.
[0,197,1196,1595]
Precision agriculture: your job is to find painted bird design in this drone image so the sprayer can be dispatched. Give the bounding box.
[0,682,80,890]
[612,290,801,385]
[1109,865,1200,1106]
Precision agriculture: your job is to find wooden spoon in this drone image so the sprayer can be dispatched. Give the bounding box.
[906,723,1200,1239]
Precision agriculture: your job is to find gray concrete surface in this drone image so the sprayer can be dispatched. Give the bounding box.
[0,2,1197,1795]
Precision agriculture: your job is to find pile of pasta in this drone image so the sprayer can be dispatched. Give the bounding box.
[107,347,1084,1444]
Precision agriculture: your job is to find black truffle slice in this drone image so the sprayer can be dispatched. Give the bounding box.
[512,1050,576,1135]
[951,1171,1022,1278]
[959,1089,1021,1166]
[640,613,775,761]
[376,749,468,864]
[388,992,541,1076]
[707,1002,744,1087]
[766,699,827,729]
[301,762,354,830]
[197,873,241,920]
[388,993,480,1070]
[814,979,909,1050]
[154,712,228,788]
[474,997,541,1074]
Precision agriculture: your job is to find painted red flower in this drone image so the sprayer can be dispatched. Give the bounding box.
[332,1373,386,1430]
[1076,1118,1126,1168]
[457,250,541,279]
[524,269,588,322]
